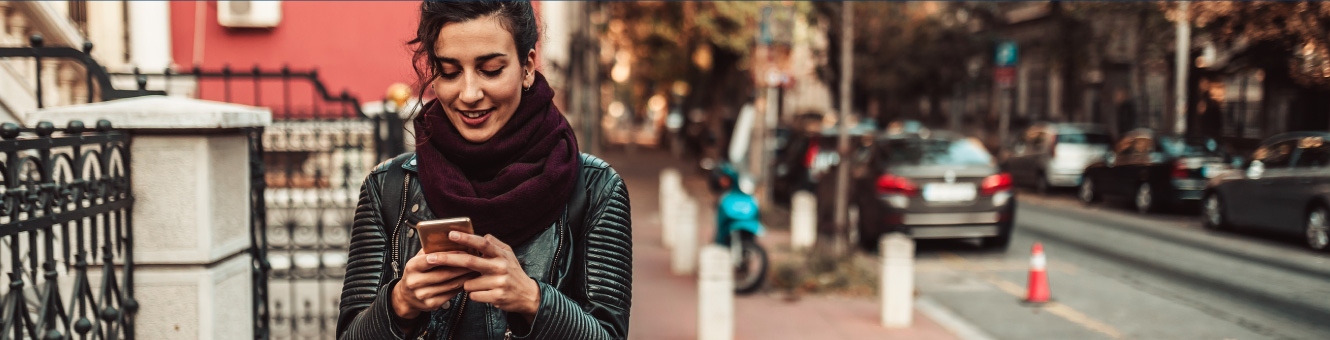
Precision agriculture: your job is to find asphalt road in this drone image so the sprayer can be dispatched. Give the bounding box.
[916,190,1330,340]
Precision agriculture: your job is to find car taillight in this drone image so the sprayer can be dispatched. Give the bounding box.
[876,174,919,196]
[804,140,819,169]
[981,173,1013,195]
[1172,161,1189,178]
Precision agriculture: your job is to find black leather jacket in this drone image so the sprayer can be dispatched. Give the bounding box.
[336,152,632,339]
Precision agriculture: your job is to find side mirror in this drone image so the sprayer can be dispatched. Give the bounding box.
[1246,160,1265,179]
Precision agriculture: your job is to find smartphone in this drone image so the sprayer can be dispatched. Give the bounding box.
[416,217,476,254]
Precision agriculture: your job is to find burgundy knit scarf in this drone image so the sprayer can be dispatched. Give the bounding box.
[414,72,579,246]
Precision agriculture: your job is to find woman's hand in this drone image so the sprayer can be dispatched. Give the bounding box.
[432,232,542,322]
[391,249,475,320]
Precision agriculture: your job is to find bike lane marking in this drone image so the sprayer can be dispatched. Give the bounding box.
[939,251,1128,340]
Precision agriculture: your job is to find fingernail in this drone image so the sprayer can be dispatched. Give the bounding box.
[427,254,437,264]
[449,231,459,240]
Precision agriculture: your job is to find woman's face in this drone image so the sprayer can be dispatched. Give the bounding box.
[432,15,535,143]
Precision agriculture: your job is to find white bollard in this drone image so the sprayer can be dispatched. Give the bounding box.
[660,168,682,248]
[791,190,817,252]
[881,232,914,328]
[671,197,699,275]
[698,245,733,340]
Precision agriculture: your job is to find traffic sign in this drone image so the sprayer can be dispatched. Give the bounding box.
[995,67,1016,88]
[996,41,1018,67]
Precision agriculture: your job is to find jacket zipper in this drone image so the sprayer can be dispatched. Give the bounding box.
[391,173,412,276]
[446,292,469,340]
[549,209,567,285]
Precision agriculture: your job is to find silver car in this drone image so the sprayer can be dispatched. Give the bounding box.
[1203,131,1330,251]
[1002,123,1112,192]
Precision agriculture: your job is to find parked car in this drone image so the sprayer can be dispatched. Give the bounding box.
[1079,129,1234,213]
[1202,132,1330,251]
[774,123,876,205]
[840,131,1016,250]
[1002,122,1112,193]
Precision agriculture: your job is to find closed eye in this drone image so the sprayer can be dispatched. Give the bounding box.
[481,66,505,77]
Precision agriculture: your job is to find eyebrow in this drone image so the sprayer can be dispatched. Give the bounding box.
[436,53,508,65]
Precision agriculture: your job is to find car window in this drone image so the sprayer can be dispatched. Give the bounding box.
[1294,137,1330,168]
[882,138,993,167]
[1056,133,1110,145]
[1255,140,1297,169]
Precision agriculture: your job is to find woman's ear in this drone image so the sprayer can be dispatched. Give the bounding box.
[523,48,537,88]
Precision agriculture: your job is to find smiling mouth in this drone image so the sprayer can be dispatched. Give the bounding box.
[456,108,495,126]
[460,108,494,119]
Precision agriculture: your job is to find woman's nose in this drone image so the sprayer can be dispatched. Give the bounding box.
[459,74,484,104]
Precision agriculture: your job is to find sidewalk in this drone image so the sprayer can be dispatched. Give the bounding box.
[603,146,967,340]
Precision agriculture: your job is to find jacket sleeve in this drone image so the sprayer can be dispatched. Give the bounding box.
[335,173,412,340]
[514,169,632,340]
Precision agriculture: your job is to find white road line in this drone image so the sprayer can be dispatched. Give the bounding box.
[917,296,998,340]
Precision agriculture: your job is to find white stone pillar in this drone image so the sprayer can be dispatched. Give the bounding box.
[659,168,681,248]
[880,232,914,328]
[127,1,172,71]
[41,59,59,107]
[57,62,77,106]
[697,245,733,340]
[33,96,272,340]
[671,197,698,275]
[87,0,128,70]
[791,190,816,252]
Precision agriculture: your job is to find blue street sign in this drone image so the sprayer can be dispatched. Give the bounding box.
[996,41,1018,67]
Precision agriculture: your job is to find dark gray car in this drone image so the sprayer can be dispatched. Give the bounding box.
[1203,131,1330,251]
[849,132,1016,250]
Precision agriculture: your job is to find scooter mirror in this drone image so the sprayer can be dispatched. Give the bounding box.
[738,176,756,195]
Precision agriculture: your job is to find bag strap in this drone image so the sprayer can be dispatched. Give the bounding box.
[567,155,590,236]
[380,152,415,229]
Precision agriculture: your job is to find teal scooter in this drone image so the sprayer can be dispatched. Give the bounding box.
[709,163,768,294]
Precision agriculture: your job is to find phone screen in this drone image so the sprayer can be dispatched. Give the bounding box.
[415,217,475,254]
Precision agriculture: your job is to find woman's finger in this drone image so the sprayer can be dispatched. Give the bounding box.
[408,249,475,273]
[461,274,504,292]
[411,273,474,300]
[428,252,506,275]
[449,231,505,258]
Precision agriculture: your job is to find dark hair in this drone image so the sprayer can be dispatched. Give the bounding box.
[408,1,539,106]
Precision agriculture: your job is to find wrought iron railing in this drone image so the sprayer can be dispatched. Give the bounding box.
[0,35,166,108]
[0,120,134,339]
[116,65,406,340]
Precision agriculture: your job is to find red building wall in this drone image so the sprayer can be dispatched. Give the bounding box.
[170,1,423,114]
[170,1,544,116]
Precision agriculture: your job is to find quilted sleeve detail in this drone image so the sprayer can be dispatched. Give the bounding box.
[514,169,632,340]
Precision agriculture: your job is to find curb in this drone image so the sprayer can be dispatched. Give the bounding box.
[917,296,998,340]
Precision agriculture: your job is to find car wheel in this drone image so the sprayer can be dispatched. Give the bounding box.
[981,222,1013,250]
[1202,193,1230,230]
[1134,182,1154,214]
[1078,178,1098,205]
[1305,206,1330,251]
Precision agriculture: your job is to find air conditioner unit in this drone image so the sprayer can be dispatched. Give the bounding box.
[218,1,282,28]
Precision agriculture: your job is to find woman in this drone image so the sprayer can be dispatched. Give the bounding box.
[335,2,632,339]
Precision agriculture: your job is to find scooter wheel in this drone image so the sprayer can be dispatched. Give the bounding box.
[734,239,768,295]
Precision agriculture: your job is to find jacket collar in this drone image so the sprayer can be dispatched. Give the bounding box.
[401,153,419,173]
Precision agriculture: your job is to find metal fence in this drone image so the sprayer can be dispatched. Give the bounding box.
[120,66,405,340]
[0,120,135,340]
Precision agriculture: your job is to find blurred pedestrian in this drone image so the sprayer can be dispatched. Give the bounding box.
[336,2,632,339]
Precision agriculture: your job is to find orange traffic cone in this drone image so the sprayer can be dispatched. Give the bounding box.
[1026,242,1050,303]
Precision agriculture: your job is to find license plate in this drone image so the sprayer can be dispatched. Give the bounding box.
[923,183,977,202]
